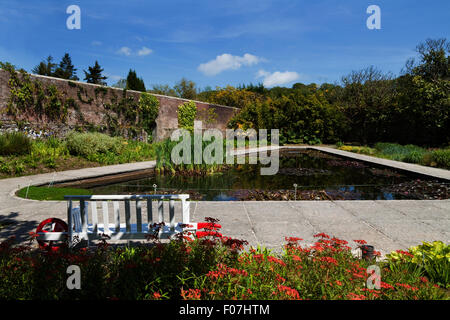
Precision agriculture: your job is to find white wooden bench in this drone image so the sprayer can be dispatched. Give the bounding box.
[37,194,198,247]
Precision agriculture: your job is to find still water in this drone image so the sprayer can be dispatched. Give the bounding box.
[85,149,429,200]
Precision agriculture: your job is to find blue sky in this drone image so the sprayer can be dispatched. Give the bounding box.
[0,0,449,89]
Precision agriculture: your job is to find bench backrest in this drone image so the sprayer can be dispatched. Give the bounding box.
[65,194,190,242]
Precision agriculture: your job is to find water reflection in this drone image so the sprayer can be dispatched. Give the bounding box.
[86,149,439,200]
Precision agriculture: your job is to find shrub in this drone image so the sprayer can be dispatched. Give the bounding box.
[177,101,197,131]
[338,145,375,155]
[431,149,450,168]
[403,150,425,164]
[0,131,32,156]
[386,241,449,288]
[65,131,123,158]
[138,93,159,137]
[374,143,426,161]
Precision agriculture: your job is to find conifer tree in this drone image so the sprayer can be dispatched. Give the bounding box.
[83,60,107,85]
[126,69,146,91]
[54,53,79,80]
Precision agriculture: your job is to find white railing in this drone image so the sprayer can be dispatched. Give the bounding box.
[38,194,190,246]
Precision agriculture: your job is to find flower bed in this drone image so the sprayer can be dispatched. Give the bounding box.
[0,222,448,300]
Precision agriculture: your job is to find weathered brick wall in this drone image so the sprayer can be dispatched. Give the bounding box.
[0,69,238,140]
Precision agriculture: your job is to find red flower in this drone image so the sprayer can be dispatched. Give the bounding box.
[267,256,286,266]
[153,292,161,299]
[395,250,414,258]
[353,239,367,245]
[347,292,366,300]
[396,283,418,291]
[380,282,394,290]
[181,288,201,300]
[285,237,303,242]
[331,237,348,245]
[314,233,330,239]
[277,285,300,300]
[276,274,286,283]
[320,256,338,266]
[252,254,265,263]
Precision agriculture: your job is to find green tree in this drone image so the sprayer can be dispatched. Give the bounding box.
[339,66,396,143]
[83,61,107,85]
[174,78,197,99]
[31,55,56,76]
[150,84,177,97]
[54,53,79,80]
[407,38,450,81]
[126,69,146,92]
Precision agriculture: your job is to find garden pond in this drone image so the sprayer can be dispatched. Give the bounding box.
[58,149,449,201]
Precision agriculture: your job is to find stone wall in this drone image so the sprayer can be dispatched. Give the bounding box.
[0,68,238,141]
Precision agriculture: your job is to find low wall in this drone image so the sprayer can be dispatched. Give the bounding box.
[0,69,238,141]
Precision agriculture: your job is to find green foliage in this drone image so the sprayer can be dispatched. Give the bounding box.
[65,131,123,158]
[177,101,197,131]
[138,93,159,136]
[198,107,218,125]
[31,55,56,76]
[0,133,157,178]
[229,90,347,145]
[0,132,32,156]
[83,60,107,85]
[430,149,450,168]
[339,142,450,169]
[1,62,69,122]
[149,84,177,97]
[0,233,447,300]
[374,143,426,161]
[207,38,449,147]
[174,78,197,99]
[126,69,146,92]
[155,137,226,175]
[53,53,79,81]
[32,54,79,80]
[386,241,450,288]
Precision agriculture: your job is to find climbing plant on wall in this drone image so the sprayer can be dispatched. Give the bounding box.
[177,100,197,131]
[1,61,68,122]
[138,92,159,136]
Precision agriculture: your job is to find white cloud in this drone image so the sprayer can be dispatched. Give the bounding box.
[137,46,153,56]
[91,40,102,46]
[256,69,300,87]
[116,46,153,57]
[117,46,132,56]
[198,53,264,76]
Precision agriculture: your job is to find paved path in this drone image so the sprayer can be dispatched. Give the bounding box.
[0,149,449,256]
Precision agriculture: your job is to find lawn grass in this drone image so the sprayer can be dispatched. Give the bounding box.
[338,143,450,169]
[16,186,92,201]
